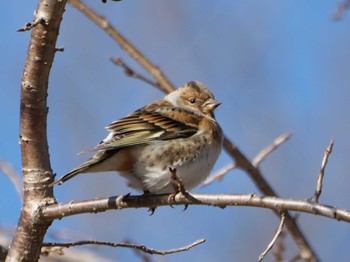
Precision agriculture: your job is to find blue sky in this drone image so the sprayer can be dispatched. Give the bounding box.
[2,1,350,261]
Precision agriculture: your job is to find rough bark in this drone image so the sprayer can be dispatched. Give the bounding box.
[6,0,67,261]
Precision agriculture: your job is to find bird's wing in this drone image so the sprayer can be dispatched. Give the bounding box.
[91,108,199,151]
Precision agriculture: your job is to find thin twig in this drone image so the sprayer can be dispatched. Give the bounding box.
[311,139,334,203]
[17,17,45,32]
[109,57,159,89]
[0,159,23,201]
[272,231,286,262]
[201,162,237,187]
[68,0,176,94]
[259,213,286,262]
[252,132,293,167]
[41,246,114,262]
[42,239,205,255]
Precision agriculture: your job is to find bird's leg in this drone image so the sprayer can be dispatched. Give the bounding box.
[169,167,186,194]
[168,167,189,210]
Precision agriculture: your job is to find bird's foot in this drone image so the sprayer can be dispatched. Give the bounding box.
[143,190,157,215]
[168,167,189,210]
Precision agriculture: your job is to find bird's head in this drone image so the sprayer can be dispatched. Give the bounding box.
[165,81,221,117]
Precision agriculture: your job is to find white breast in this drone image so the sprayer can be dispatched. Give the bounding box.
[125,141,222,194]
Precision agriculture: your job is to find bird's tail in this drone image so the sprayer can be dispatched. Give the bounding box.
[50,150,112,186]
[50,165,89,186]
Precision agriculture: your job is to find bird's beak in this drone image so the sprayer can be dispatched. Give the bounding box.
[206,99,221,110]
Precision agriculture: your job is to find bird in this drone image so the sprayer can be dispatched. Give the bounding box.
[52,81,223,194]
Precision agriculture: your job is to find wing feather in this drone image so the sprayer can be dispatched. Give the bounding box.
[92,108,199,151]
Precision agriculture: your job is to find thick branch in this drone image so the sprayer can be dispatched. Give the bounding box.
[6,0,66,261]
[43,193,350,223]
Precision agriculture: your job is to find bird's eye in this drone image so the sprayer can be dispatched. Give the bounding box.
[189,98,196,104]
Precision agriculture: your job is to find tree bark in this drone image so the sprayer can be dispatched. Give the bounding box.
[6,0,67,261]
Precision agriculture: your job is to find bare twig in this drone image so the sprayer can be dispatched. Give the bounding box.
[17,17,45,32]
[259,213,286,262]
[201,162,237,187]
[0,159,23,200]
[109,57,159,89]
[43,193,350,223]
[41,246,115,262]
[42,238,205,255]
[311,139,334,203]
[253,132,293,167]
[333,0,350,20]
[272,231,286,262]
[69,1,318,260]
[68,0,176,94]
[41,230,116,261]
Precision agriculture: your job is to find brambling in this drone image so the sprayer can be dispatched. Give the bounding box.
[53,81,223,194]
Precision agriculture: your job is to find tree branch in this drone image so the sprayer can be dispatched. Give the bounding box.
[42,239,205,256]
[273,230,286,262]
[259,213,286,261]
[17,17,46,32]
[311,139,334,203]
[43,193,350,223]
[6,0,66,261]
